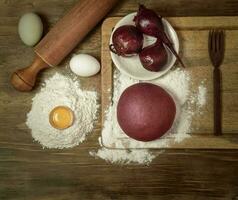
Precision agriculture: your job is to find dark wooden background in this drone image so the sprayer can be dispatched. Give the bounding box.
[1,0,238,199]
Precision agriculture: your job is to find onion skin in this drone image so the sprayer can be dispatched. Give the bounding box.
[117,83,176,142]
[139,39,168,72]
[134,4,163,37]
[110,25,143,57]
[134,5,185,68]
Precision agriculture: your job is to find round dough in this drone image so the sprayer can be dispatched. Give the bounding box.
[117,83,176,141]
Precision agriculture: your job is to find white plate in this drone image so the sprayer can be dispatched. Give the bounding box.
[110,13,179,80]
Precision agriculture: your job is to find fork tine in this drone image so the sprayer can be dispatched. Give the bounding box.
[212,30,216,52]
[215,30,218,52]
[208,30,212,54]
[209,29,225,67]
[213,29,217,52]
[220,30,225,56]
[212,29,216,52]
[208,30,212,52]
[217,30,223,53]
[215,30,220,52]
[210,30,213,51]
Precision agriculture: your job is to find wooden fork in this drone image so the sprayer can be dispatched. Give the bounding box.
[208,30,225,136]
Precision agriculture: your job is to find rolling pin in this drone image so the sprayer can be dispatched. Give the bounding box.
[11,0,118,92]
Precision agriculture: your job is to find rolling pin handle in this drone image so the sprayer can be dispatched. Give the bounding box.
[11,55,49,92]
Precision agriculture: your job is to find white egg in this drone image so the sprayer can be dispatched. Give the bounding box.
[69,54,100,77]
[18,12,43,46]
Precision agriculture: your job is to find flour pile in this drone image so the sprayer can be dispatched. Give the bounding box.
[26,72,98,149]
[90,67,207,164]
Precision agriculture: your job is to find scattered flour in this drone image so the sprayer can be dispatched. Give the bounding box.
[26,72,99,149]
[197,85,207,108]
[90,67,207,165]
[152,68,191,105]
[90,148,155,165]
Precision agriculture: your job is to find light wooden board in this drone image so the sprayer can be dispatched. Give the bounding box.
[101,16,238,149]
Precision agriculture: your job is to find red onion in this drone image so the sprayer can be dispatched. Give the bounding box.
[134,4,163,37]
[109,25,143,57]
[134,5,185,68]
[139,39,168,72]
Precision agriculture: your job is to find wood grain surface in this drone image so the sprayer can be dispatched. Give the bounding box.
[101,16,238,149]
[1,0,238,199]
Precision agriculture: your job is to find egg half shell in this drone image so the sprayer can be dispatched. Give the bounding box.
[69,54,100,77]
[18,12,43,46]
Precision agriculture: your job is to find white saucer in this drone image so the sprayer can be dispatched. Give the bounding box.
[110,13,179,80]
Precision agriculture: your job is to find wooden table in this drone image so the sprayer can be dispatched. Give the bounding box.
[0,0,238,199]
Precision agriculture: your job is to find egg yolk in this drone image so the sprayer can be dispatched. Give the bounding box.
[49,106,74,130]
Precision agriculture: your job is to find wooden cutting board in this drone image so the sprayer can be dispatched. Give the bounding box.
[101,16,238,149]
